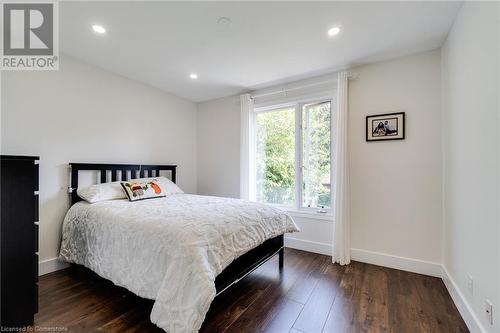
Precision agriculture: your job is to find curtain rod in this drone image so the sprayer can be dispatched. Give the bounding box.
[250,74,358,99]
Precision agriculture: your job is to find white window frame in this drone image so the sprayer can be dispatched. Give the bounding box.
[251,95,335,218]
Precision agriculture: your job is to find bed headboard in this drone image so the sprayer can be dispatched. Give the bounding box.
[69,163,177,204]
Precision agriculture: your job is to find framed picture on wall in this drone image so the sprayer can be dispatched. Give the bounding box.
[366,112,405,141]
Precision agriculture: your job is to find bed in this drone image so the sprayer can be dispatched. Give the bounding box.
[59,163,299,333]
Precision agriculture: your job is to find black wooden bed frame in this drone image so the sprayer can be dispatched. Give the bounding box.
[69,162,284,295]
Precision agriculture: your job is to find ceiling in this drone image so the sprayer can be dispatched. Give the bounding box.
[60,1,462,102]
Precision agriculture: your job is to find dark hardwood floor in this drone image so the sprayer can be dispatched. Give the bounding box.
[35,248,468,333]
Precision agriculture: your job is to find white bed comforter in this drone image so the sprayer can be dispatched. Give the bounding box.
[59,194,299,332]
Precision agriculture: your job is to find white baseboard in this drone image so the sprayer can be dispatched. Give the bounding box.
[441,265,485,333]
[284,237,332,256]
[39,257,70,276]
[350,248,442,277]
[285,240,442,277]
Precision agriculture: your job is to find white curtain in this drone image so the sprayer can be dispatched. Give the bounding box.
[240,93,254,200]
[332,71,351,265]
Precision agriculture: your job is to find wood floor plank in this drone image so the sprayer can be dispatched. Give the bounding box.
[98,304,158,333]
[35,249,469,333]
[386,269,432,333]
[322,261,368,332]
[357,264,390,332]
[223,250,317,333]
[413,274,469,332]
[285,253,323,304]
[261,298,303,333]
[293,258,344,333]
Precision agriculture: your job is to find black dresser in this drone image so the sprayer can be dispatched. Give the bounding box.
[1,155,39,329]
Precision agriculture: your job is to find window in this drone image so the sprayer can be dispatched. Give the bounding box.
[253,99,333,213]
[302,101,331,208]
[255,107,296,205]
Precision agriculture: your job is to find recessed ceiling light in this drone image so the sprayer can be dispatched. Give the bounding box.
[92,25,106,34]
[189,73,198,80]
[327,26,341,37]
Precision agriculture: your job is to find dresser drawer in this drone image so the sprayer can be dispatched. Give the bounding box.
[34,194,39,222]
[33,163,39,192]
[34,223,39,253]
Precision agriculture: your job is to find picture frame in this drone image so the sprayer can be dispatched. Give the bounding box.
[366,112,405,142]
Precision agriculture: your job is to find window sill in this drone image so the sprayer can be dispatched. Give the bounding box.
[284,209,334,222]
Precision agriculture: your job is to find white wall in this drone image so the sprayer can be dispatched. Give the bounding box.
[442,2,500,332]
[197,50,443,264]
[1,54,198,264]
[348,50,443,264]
[197,96,241,198]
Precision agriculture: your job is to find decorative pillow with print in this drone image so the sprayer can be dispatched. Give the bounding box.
[121,179,166,201]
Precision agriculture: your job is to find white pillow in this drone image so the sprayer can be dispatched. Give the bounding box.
[77,176,183,203]
[77,182,125,203]
[154,176,184,195]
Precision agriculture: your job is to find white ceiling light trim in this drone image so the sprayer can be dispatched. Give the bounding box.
[189,73,198,80]
[327,26,341,37]
[92,24,106,34]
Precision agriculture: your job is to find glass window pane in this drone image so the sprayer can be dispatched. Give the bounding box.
[255,107,295,206]
[302,101,331,208]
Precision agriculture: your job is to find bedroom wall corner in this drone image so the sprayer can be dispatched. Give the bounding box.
[197,95,241,198]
